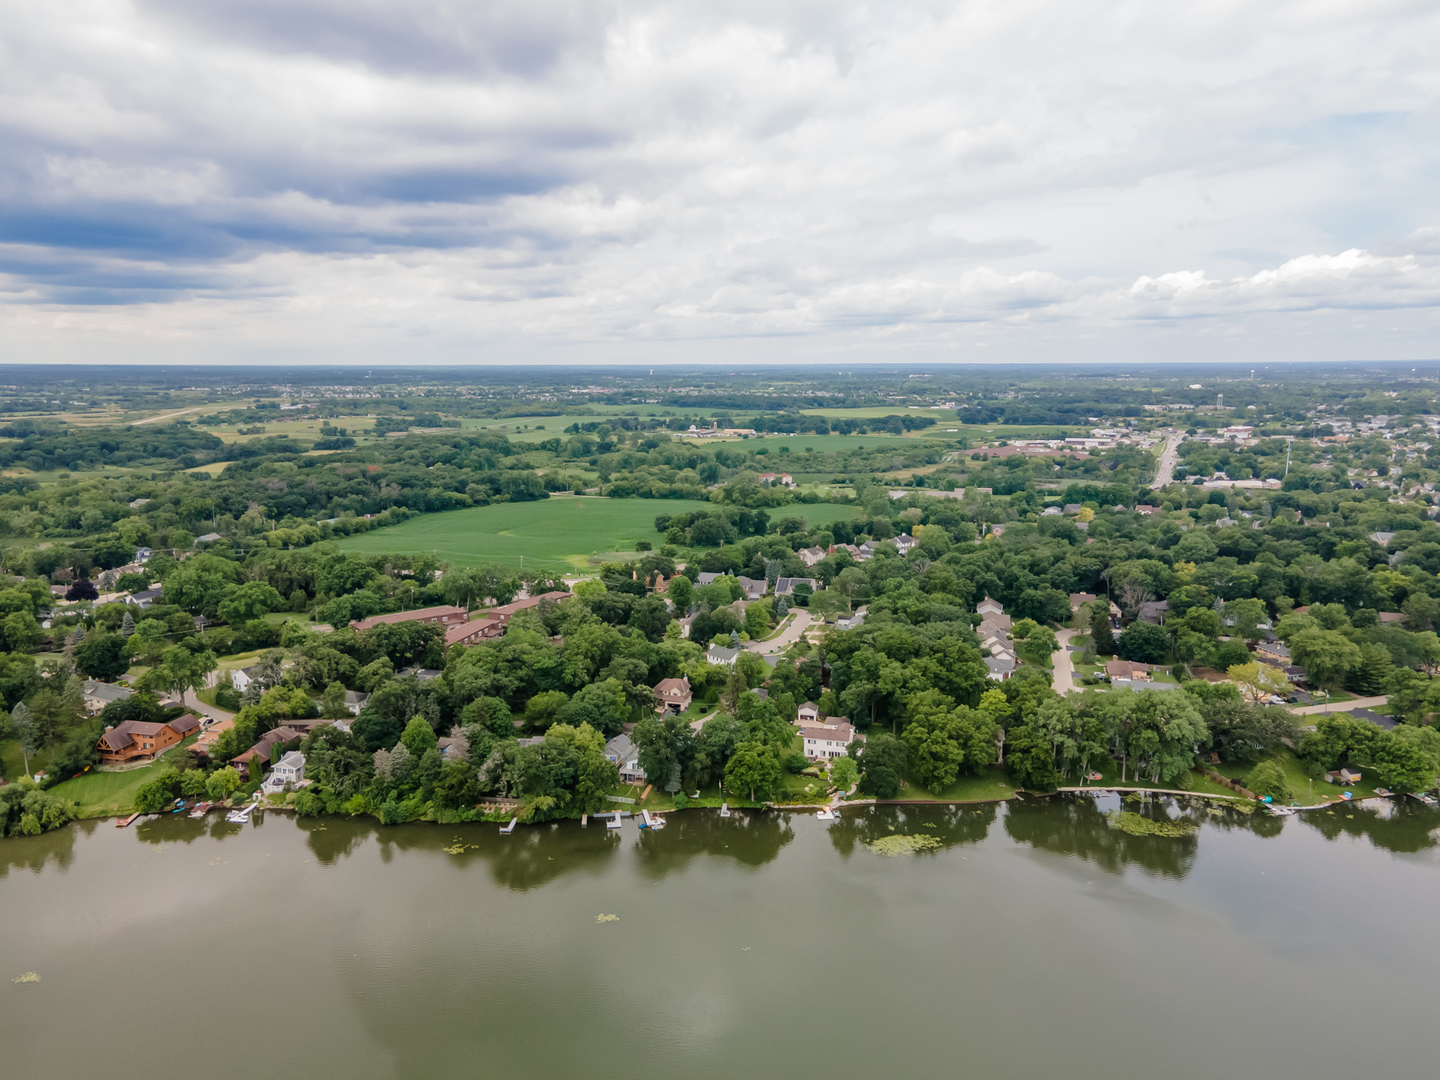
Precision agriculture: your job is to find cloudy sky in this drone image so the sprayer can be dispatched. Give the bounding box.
[1,0,1438,366]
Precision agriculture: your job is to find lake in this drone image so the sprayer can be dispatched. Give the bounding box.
[2,794,1437,1079]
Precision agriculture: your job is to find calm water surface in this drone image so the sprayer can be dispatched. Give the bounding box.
[2,795,1438,1079]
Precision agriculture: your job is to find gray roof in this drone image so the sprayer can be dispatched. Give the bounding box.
[83,680,133,703]
[774,577,818,596]
[706,644,740,665]
[984,656,1015,676]
[696,572,725,585]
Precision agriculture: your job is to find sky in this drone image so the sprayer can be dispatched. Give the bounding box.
[1,0,1439,366]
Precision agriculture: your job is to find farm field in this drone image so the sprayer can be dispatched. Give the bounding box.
[337,496,862,572]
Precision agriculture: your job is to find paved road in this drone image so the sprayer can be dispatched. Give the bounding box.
[748,610,814,656]
[183,688,236,724]
[131,406,211,426]
[1150,432,1184,490]
[1290,695,1388,716]
[1051,629,1079,695]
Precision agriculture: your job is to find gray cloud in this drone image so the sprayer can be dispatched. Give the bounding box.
[0,0,1438,362]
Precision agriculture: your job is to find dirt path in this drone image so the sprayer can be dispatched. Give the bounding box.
[131,406,210,426]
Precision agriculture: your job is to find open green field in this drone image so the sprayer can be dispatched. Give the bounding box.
[337,496,861,572]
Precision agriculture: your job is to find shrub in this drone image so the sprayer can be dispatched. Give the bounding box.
[784,752,808,774]
[1247,760,1292,802]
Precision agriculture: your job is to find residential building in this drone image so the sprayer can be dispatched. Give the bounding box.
[340,690,368,715]
[706,644,740,667]
[653,676,693,714]
[773,576,818,597]
[801,721,863,760]
[262,751,306,794]
[480,591,571,625]
[977,596,1005,618]
[1256,641,1291,664]
[1069,592,1098,612]
[797,701,820,724]
[126,586,163,609]
[984,656,1016,681]
[735,576,768,601]
[96,713,201,765]
[350,605,468,632]
[82,679,133,715]
[604,734,646,783]
[231,726,303,769]
[894,534,918,556]
[1105,660,1152,682]
[696,572,726,586]
[397,667,443,682]
[445,617,503,648]
[196,532,223,545]
[193,719,234,759]
[797,547,827,567]
[1137,600,1169,625]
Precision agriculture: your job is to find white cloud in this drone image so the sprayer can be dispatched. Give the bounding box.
[0,0,1438,363]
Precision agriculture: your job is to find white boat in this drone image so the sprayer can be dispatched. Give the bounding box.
[815,806,837,821]
[640,809,666,830]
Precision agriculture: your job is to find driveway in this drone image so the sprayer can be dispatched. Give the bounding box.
[1051,629,1078,695]
[1290,695,1388,716]
[747,610,814,656]
[184,688,236,724]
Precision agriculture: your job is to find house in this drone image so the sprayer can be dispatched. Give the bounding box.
[436,736,467,761]
[340,690,368,715]
[1064,504,1083,515]
[797,547,827,567]
[397,667,442,682]
[96,712,201,765]
[1369,531,1396,546]
[977,596,1005,618]
[653,676,693,714]
[1069,592,1098,612]
[231,665,262,695]
[735,576,768,601]
[1041,506,1063,517]
[1137,600,1169,625]
[1135,505,1158,516]
[835,606,867,631]
[126,586,163,609]
[1281,665,1307,685]
[797,701,820,724]
[894,534,918,556]
[604,733,646,783]
[262,751,306,794]
[774,577,818,598]
[1256,641,1291,664]
[193,719,234,759]
[1105,660,1152,682]
[856,542,877,561]
[757,472,795,488]
[1377,611,1406,624]
[801,721,863,760]
[231,726,302,769]
[445,616,503,648]
[985,655,1016,681]
[696,572,726,586]
[196,532,223,545]
[128,498,151,510]
[706,644,740,667]
[480,591,571,625]
[82,679,133,715]
[134,546,153,563]
[1325,767,1363,785]
[350,604,469,632]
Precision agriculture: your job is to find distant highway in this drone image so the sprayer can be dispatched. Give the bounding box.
[1150,433,1183,490]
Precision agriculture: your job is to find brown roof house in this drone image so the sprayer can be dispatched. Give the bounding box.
[96,712,201,765]
[231,726,303,769]
[801,721,864,760]
[653,676,692,714]
[350,605,468,632]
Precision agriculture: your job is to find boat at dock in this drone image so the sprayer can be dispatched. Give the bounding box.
[1409,792,1438,806]
[640,809,666,830]
[815,806,837,820]
[225,801,258,824]
[188,802,214,819]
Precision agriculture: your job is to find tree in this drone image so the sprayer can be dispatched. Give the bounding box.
[137,646,218,702]
[1247,760,1292,802]
[724,741,783,802]
[666,575,693,612]
[1288,628,1361,697]
[1227,662,1291,704]
[1117,621,1169,664]
[399,715,438,757]
[206,766,242,801]
[9,702,36,777]
[75,628,129,682]
[829,754,858,792]
[856,732,907,799]
[1088,602,1116,656]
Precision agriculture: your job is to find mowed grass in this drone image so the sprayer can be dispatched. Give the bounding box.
[47,735,198,818]
[337,496,861,572]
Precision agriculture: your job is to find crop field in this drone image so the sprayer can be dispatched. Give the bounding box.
[336,496,859,571]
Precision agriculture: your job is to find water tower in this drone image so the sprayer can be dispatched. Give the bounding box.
[1217,393,1224,409]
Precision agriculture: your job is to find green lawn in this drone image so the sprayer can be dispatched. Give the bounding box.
[900,771,1019,802]
[47,734,199,818]
[336,496,859,572]
[1211,748,1375,807]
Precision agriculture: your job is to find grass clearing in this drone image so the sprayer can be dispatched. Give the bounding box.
[336,496,859,572]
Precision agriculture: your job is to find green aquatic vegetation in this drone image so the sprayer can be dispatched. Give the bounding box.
[1107,811,1197,838]
[866,834,944,856]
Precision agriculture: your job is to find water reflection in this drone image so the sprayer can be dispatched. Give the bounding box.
[1304,799,1440,854]
[0,817,95,877]
[632,809,795,876]
[1004,794,1203,879]
[826,803,997,857]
